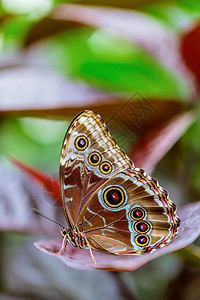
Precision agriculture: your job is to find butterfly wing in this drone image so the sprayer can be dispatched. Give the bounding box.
[59,110,133,228]
[60,110,180,254]
[77,169,180,254]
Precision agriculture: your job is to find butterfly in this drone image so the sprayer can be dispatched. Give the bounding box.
[58,110,180,262]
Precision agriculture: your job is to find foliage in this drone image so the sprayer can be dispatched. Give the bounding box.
[0,0,200,299]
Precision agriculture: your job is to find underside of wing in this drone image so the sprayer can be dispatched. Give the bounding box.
[59,110,133,228]
[78,168,180,254]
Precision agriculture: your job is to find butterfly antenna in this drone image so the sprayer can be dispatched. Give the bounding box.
[33,208,65,228]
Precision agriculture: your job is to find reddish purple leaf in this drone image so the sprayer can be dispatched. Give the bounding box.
[0,65,188,140]
[0,65,182,121]
[23,4,196,98]
[0,67,185,134]
[0,66,121,118]
[131,111,194,173]
[4,241,122,299]
[0,162,60,235]
[24,17,84,46]
[34,202,200,271]
[26,5,180,70]
[181,23,200,86]
[51,4,196,96]
[12,158,62,207]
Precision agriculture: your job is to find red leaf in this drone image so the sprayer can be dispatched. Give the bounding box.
[11,158,62,207]
[34,202,200,271]
[181,23,200,86]
[131,111,194,173]
[0,162,62,235]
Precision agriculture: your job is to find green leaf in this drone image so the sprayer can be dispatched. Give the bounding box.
[53,28,190,99]
[0,16,33,55]
[143,0,200,31]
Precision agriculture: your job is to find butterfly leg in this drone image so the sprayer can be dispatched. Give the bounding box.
[57,235,68,255]
[84,236,96,263]
[88,245,96,264]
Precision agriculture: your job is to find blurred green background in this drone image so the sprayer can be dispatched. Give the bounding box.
[0,0,200,299]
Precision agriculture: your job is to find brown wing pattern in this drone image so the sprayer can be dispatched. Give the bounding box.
[60,110,180,254]
[77,168,180,254]
[59,110,133,228]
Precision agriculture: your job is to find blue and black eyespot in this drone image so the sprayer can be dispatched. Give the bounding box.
[134,221,150,234]
[75,135,88,150]
[130,207,145,220]
[135,234,150,247]
[103,186,125,208]
[100,161,112,174]
[88,152,102,166]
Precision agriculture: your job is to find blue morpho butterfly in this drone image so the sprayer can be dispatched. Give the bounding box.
[35,111,180,263]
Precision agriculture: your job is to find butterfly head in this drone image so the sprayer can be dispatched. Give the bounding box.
[60,227,70,238]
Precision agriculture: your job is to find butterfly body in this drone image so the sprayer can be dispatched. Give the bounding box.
[59,111,180,257]
[61,228,88,249]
